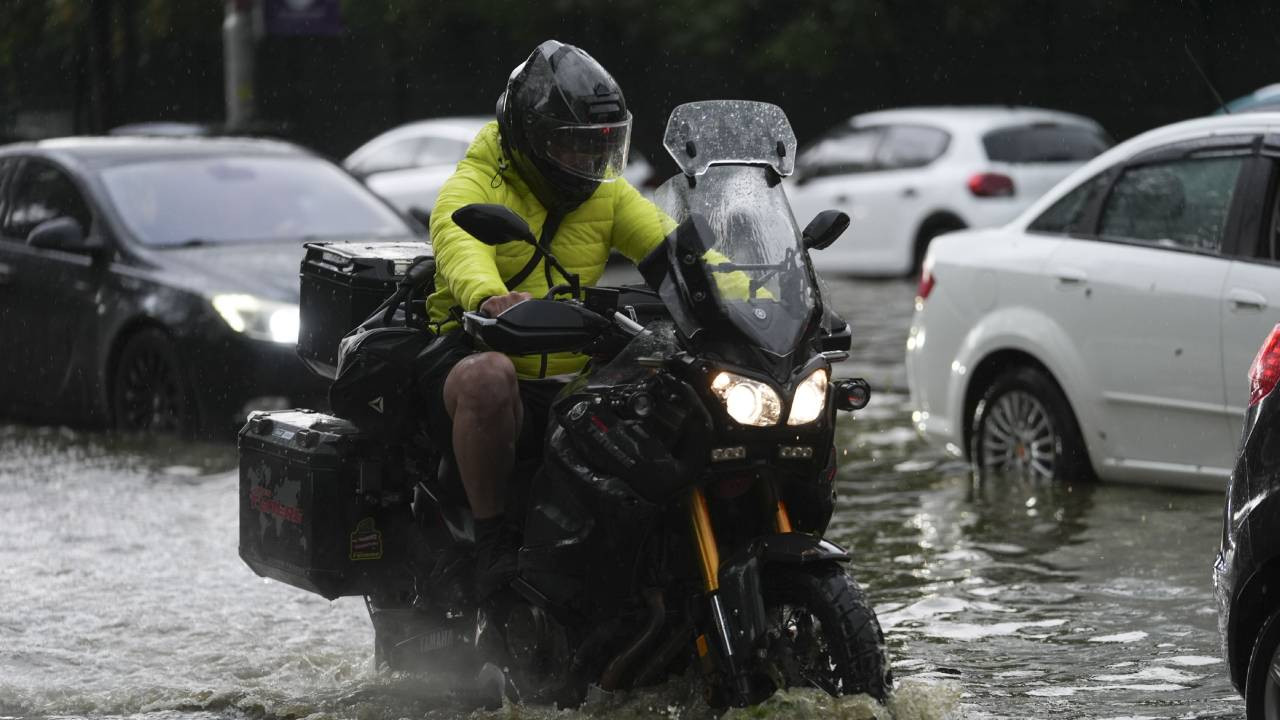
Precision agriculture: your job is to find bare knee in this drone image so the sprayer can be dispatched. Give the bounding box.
[444,352,519,420]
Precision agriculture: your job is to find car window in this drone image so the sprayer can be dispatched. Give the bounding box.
[414,137,468,167]
[3,160,92,241]
[1098,157,1244,253]
[875,125,949,169]
[983,124,1111,163]
[797,127,883,179]
[352,137,424,174]
[1028,169,1117,235]
[0,159,14,241]
[1268,179,1280,262]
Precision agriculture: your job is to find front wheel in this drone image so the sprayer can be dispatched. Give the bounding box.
[112,328,195,435]
[970,365,1091,483]
[763,563,892,701]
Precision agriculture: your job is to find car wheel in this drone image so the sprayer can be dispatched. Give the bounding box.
[112,328,194,435]
[1247,607,1280,719]
[970,365,1091,482]
[912,217,965,275]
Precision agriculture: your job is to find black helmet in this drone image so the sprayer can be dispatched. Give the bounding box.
[497,40,631,211]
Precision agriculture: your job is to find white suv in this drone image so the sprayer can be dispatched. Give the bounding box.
[906,113,1280,490]
[788,107,1110,276]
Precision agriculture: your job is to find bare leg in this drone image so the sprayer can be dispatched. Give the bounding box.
[442,352,522,520]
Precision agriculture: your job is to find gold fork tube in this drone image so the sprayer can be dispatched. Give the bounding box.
[690,488,720,592]
[775,500,794,534]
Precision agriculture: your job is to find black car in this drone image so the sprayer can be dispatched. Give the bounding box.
[1217,323,1280,718]
[0,136,420,435]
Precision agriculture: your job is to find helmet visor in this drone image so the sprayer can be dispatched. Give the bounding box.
[536,114,632,182]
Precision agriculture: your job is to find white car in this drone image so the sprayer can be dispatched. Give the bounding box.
[906,113,1280,490]
[345,116,657,215]
[344,116,491,214]
[787,107,1111,276]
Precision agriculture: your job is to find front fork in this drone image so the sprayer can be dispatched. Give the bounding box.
[689,487,794,704]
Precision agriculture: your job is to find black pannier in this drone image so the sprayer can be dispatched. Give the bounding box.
[298,241,433,380]
[238,409,413,600]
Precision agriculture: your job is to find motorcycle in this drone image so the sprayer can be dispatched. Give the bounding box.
[238,99,891,709]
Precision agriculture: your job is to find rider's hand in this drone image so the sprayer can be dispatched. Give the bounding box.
[480,291,532,317]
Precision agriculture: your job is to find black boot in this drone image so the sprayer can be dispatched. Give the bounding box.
[474,515,520,604]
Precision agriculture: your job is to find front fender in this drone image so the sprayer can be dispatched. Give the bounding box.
[950,304,1107,471]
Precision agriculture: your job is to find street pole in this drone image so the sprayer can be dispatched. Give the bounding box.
[223,0,256,130]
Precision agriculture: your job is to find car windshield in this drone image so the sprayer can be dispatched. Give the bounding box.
[99,155,410,246]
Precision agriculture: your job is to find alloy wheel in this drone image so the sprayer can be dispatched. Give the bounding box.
[979,390,1057,482]
[117,343,185,432]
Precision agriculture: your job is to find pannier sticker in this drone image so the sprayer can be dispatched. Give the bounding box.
[246,465,303,525]
[272,428,296,441]
[350,517,383,561]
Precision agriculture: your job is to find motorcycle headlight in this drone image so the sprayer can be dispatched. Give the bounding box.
[212,293,300,344]
[787,369,828,425]
[711,372,782,427]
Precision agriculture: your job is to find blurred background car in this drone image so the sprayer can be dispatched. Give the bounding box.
[0,135,420,435]
[345,116,656,216]
[906,112,1279,489]
[1220,83,1280,114]
[1215,324,1280,719]
[108,121,215,137]
[343,116,489,214]
[788,106,1111,276]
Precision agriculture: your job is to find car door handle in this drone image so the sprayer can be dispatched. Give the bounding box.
[1227,288,1267,312]
[832,194,850,204]
[1056,271,1087,286]
[0,262,13,286]
[901,187,918,198]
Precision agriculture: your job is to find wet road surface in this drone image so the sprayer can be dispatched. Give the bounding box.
[0,277,1240,719]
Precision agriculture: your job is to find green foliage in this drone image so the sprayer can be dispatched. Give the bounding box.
[1,0,1278,152]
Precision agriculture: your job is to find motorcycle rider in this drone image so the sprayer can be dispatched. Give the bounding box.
[420,40,674,603]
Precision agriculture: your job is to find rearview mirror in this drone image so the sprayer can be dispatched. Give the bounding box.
[452,204,536,246]
[27,217,99,253]
[802,210,850,251]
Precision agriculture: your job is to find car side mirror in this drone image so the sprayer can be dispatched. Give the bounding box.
[802,210,850,251]
[407,205,431,227]
[406,205,431,236]
[27,217,100,254]
[451,203,536,246]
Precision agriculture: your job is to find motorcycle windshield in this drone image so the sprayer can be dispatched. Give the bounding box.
[663,100,797,177]
[655,164,816,357]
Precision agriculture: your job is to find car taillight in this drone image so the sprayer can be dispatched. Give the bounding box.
[917,266,935,300]
[968,172,1015,197]
[1249,324,1280,406]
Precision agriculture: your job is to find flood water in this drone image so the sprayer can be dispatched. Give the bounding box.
[0,278,1240,719]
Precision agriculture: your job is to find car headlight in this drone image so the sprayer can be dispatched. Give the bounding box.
[787,369,828,425]
[711,372,782,426]
[211,293,299,344]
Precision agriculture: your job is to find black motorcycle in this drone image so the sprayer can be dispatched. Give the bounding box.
[238,100,890,709]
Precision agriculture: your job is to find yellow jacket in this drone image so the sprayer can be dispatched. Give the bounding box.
[427,122,675,378]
